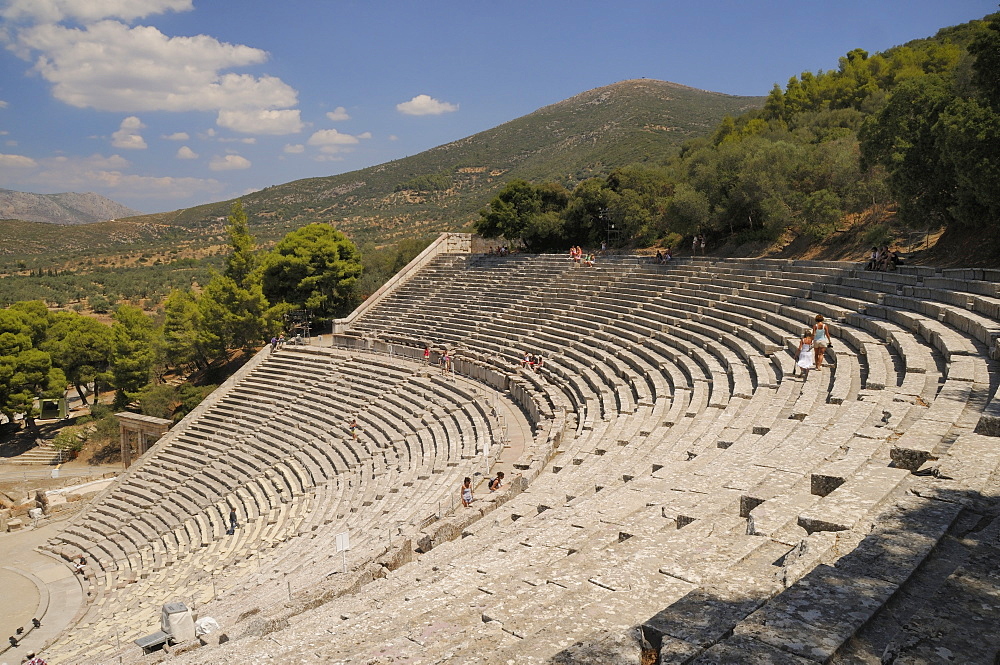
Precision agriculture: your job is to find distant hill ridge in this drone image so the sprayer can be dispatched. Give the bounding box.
[0,79,762,259]
[0,189,142,225]
[130,79,763,237]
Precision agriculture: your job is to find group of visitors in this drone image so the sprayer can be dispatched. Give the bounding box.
[866,246,901,272]
[569,246,597,267]
[692,234,706,255]
[487,244,523,256]
[795,315,833,380]
[460,471,507,507]
[520,352,544,372]
[270,334,287,351]
[654,247,673,264]
[422,346,455,375]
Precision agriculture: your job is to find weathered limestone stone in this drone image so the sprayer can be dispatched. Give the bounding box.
[549,629,645,665]
[643,582,768,649]
[734,564,896,662]
[833,495,960,586]
[797,466,909,534]
[690,635,816,664]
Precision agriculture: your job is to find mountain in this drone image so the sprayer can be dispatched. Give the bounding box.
[0,79,763,265]
[0,189,143,225]
[161,79,764,244]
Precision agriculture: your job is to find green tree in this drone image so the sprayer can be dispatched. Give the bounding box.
[43,311,111,406]
[563,178,618,245]
[666,183,711,235]
[860,76,957,227]
[476,179,570,251]
[262,223,363,318]
[161,289,207,370]
[197,274,280,358]
[0,306,63,434]
[109,305,156,407]
[224,201,258,288]
[968,12,1000,109]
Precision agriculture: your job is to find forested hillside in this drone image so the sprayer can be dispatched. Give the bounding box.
[474,13,999,261]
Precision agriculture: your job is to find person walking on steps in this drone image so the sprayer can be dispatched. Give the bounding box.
[796,328,815,380]
[812,315,832,370]
[228,507,238,535]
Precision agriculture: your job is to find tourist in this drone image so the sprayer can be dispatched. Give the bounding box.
[665,246,673,261]
[228,507,238,535]
[521,352,532,368]
[699,234,706,254]
[277,333,286,349]
[348,418,360,441]
[534,353,544,371]
[584,253,595,267]
[692,235,698,254]
[600,240,607,255]
[488,471,505,492]
[886,249,900,270]
[23,653,48,665]
[460,477,474,507]
[423,346,431,364]
[812,315,831,370]
[270,336,278,352]
[866,246,879,271]
[655,250,663,264]
[73,555,87,575]
[796,328,815,380]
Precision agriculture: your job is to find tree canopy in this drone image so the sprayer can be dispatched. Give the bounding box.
[262,223,362,318]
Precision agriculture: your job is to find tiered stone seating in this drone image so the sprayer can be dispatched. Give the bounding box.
[41,346,515,664]
[40,250,1000,665]
[207,253,989,664]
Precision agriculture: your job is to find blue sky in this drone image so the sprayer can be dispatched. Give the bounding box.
[0,0,995,214]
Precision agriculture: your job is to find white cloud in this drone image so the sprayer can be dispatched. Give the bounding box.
[306,128,371,154]
[313,154,344,162]
[176,145,198,159]
[283,144,304,154]
[162,131,189,140]
[325,106,350,122]
[209,154,251,171]
[1,0,193,23]
[0,153,38,168]
[0,100,8,108]
[217,137,256,144]
[111,115,147,149]
[388,134,399,141]
[12,21,296,113]
[216,108,302,135]
[2,152,221,199]
[396,94,458,116]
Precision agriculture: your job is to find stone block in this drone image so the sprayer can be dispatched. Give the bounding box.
[690,635,816,664]
[734,564,897,662]
[797,466,909,534]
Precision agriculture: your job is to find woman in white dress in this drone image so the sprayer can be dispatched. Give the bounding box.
[796,328,815,380]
